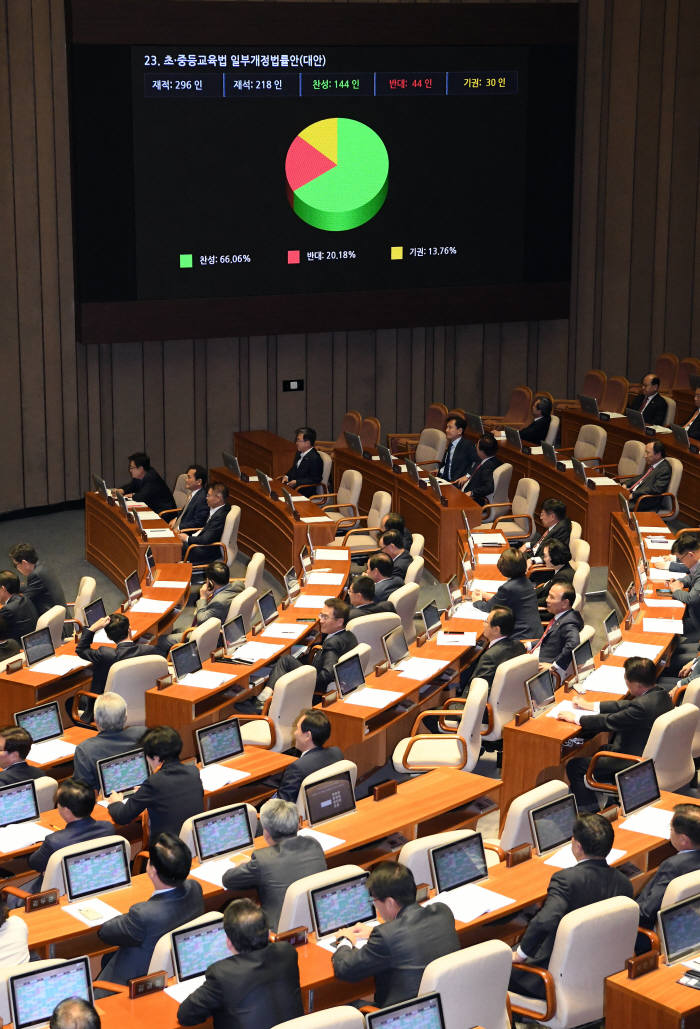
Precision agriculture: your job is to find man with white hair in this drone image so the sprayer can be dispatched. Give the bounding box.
[72,694,145,792]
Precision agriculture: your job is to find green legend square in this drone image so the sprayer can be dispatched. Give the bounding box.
[179,253,193,269]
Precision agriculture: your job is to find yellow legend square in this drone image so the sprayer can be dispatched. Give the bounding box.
[390,246,404,261]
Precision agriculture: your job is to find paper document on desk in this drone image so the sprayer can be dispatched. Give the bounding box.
[577,665,628,693]
[644,539,673,550]
[451,601,489,621]
[231,641,284,663]
[177,669,235,690]
[300,516,332,524]
[298,827,346,852]
[650,424,671,434]
[545,700,578,719]
[614,641,664,660]
[471,533,507,546]
[475,553,500,565]
[305,572,346,585]
[130,597,172,613]
[293,594,333,609]
[29,654,91,676]
[436,631,477,647]
[588,476,618,486]
[545,844,626,868]
[397,657,449,680]
[165,977,205,1003]
[639,525,672,534]
[529,447,544,455]
[199,764,249,791]
[28,739,76,763]
[620,805,673,839]
[64,898,121,927]
[135,510,161,520]
[0,822,51,853]
[643,618,684,634]
[427,883,515,922]
[470,578,507,593]
[649,568,679,581]
[643,598,684,609]
[315,548,349,560]
[152,580,189,589]
[144,528,176,538]
[125,501,148,509]
[260,623,307,640]
[315,921,379,953]
[558,460,574,469]
[191,857,237,888]
[343,687,404,708]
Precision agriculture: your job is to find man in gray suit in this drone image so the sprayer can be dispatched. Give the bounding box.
[625,440,672,512]
[221,798,326,931]
[72,694,145,792]
[153,560,243,655]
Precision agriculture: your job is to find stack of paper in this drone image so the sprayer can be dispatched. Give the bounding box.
[649,568,679,581]
[452,602,489,621]
[298,827,346,852]
[199,764,249,791]
[315,548,349,560]
[152,580,189,589]
[578,664,629,694]
[397,657,448,680]
[589,476,618,486]
[471,578,507,593]
[0,822,51,852]
[435,630,477,647]
[343,687,404,708]
[301,516,332,524]
[639,525,671,534]
[620,805,673,839]
[426,883,515,922]
[643,597,684,609]
[30,654,91,676]
[471,532,507,546]
[475,553,500,565]
[545,844,626,868]
[130,597,172,614]
[63,898,122,927]
[165,977,205,1002]
[260,623,307,640]
[191,858,240,888]
[144,528,176,539]
[230,641,284,663]
[293,595,333,609]
[643,618,683,634]
[136,510,161,521]
[614,641,663,660]
[545,699,579,719]
[305,572,346,585]
[177,669,236,690]
[28,739,76,763]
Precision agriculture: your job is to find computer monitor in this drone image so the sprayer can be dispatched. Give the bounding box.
[333,652,365,697]
[632,516,649,572]
[420,601,442,638]
[578,394,600,417]
[195,718,244,766]
[441,575,459,617]
[190,803,253,862]
[366,994,446,1029]
[572,458,589,486]
[382,625,410,668]
[257,590,278,626]
[306,528,316,562]
[92,474,109,499]
[309,871,374,940]
[625,580,639,614]
[405,459,420,486]
[9,957,94,1029]
[617,490,633,527]
[281,487,297,518]
[616,758,661,817]
[222,450,242,477]
[572,639,595,684]
[344,431,363,456]
[255,468,272,498]
[83,597,106,628]
[524,669,556,717]
[466,412,484,436]
[171,639,203,680]
[625,407,647,432]
[96,748,149,798]
[144,544,156,582]
[604,609,621,648]
[542,442,558,467]
[303,770,356,827]
[0,780,40,827]
[132,508,145,534]
[505,426,522,452]
[124,569,141,602]
[21,627,54,667]
[429,832,488,893]
[427,474,444,502]
[659,894,700,965]
[284,566,301,600]
[377,444,394,469]
[222,615,246,652]
[529,793,578,856]
[15,701,63,744]
[62,838,131,902]
[171,917,230,982]
[299,545,312,580]
[670,423,691,450]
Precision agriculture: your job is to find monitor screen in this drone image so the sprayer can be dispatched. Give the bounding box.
[0,781,39,827]
[421,601,441,637]
[572,458,588,485]
[344,433,363,456]
[222,616,246,649]
[15,701,62,744]
[9,958,93,1029]
[97,748,149,797]
[529,794,578,855]
[124,569,141,599]
[377,444,394,469]
[282,488,298,517]
[196,718,244,766]
[172,918,231,982]
[542,442,557,466]
[300,545,312,574]
[284,566,301,599]
[505,426,522,452]
[145,545,156,579]
[21,627,54,667]
[382,625,409,667]
[618,491,632,525]
[604,609,620,640]
[115,490,130,519]
[310,872,374,939]
[306,529,316,560]
[172,639,203,679]
[659,894,700,965]
[405,459,420,485]
[429,833,488,893]
[63,839,131,901]
[525,669,555,714]
[428,474,443,501]
[222,451,241,477]
[257,590,278,625]
[92,474,109,499]
[466,413,484,436]
[192,803,253,861]
[334,652,365,696]
[84,597,107,627]
[304,770,356,826]
[255,469,272,497]
[572,639,594,678]
[367,994,445,1029]
[616,759,660,817]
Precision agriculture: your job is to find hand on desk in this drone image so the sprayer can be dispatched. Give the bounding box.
[335,923,372,946]
[669,580,684,592]
[107,791,124,804]
[652,557,669,569]
[558,698,595,723]
[471,589,482,601]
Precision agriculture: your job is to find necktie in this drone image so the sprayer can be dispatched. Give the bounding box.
[684,412,699,432]
[175,492,192,530]
[445,442,454,480]
[630,466,652,491]
[533,619,555,649]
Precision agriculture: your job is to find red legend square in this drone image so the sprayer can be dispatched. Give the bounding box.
[287,250,301,265]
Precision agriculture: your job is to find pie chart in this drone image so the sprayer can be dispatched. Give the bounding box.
[285,118,389,231]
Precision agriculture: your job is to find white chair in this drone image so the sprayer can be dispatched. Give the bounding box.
[481,462,513,517]
[69,575,96,627]
[0,961,63,1025]
[568,520,582,546]
[680,678,700,758]
[316,469,363,526]
[482,654,539,747]
[409,533,425,558]
[558,423,608,467]
[544,414,560,446]
[272,1009,364,1029]
[296,759,358,818]
[326,489,392,554]
[41,835,128,895]
[392,679,488,774]
[182,504,241,568]
[186,616,221,662]
[389,582,420,644]
[103,654,169,725]
[569,538,590,564]
[415,427,448,468]
[316,450,333,494]
[404,556,424,587]
[148,911,224,976]
[242,552,266,593]
[659,869,700,910]
[481,477,540,542]
[180,804,258,858]
[571,562,590,614]
[509,896,639,1028]
[661,395,677,427]
[491,780,571,856]
[172,472,189,509]
[36,605,66,648]
[239,666,317,752]
[34,776,58,813]
[421,939,512,1029]
[226,586,258,632]
[347,612,401,670]
[276,864,365,934]
[399,830,476,886]
[592,438,646,481]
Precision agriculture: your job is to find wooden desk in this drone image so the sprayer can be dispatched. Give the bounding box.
[606,963,700,1029]
[85,492,182,587]
[233,429,296,479]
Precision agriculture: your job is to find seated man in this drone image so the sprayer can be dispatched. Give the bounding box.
[75,612,153,696]
[510,813,633,998]
[264,599,357,699]
[380,530,411,581]
[458,432,500,505]
[346,575,393,620]
[668,536,700,643]
[381,512,413,552]
[177,898,303,1029]
[221,798,326,931]
[629,373,668,425]
[153,560,243,655]
[533,541,575,611]
[0,726,48,785]
[0,612,20,663]
[168,464,210,531]
[625,440,672,512]
[72,694,145,792]
[276,710,343,804]
[635,803,700,952]
[9,543,65,615]
[177,481,231,565]
[332,861,460,1007]
[460,606,526,695]
[367,553,403,602]
[438,415,476,483]
[0,571,37,643]
[107,726,204,838]
[560,656,673,809]
[99,833,203,984]
[522,499,572,562]
[281,426,323,498]
[519,395,553,444]
[50,999,99,1029]
[534,583,583,682]
[684,386,700,439]
[120,451,175,515]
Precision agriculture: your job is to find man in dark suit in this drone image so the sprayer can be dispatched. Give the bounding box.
[668,536,700,640]
[519,395,553,444]
[276,710,343,804]
[438,415,476,482]
[380,530,411,580]
[458,433,501,506]
[460,606,526,695]
[99,833,203,984]
[629,373,668,425]
[332,862,460,1007]
[346,575,394,620]
[635,803,700,951]
[167,464,210,531]
[682,386,700,440]
[0,726,47,785]
[0,571,37,643]
[75,612,154,696]
[222,798,326,930]
[366,554,403,602]
[510,814,634,998]
[522,498,572,561]
[626,440,672,512]
[282,426,324,498]
[9,543,65,616]
[560,656,673,809]
[72,693,145,792]
[264,599,357,700]
[120,451,175,514]
[107,725,203,838]
[177,482,231,564]
[177,898,303,1029]
[535,582,584,679]
[473,548,542,639]
[0,613,20,663]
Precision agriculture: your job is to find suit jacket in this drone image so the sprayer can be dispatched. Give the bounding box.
[108,760,204,838]
[182,504,230,563]
[99,879,203,984]
[474,576,542,639]
[686,410,700,441]
[520,416,551,444]
[464,456,501,506]
[630,391,668,426]
[312,629,358,692]
[637,849,700,929]
[176,488,210,531]
[347,601,394,621]
[75,626,154,695]
[579,685,673,755]
[671,563,700,638]
[285,448,324,497]
[194,580,244,626]
[0,761,46,786]
[276,745,344,804]
[28,816,116,878]
[439,437,476,481]
[374,576,404,602]
[534,564,575,603]
[628,459,672,512]
[0,639,20,661]
[518,859,633,967]
[72,726,146,792]
[532,518,572,558]
[332,901,460,1007]
[24,562,66,616]
[461,636,527,694]
[391,551,412,581]
[537,609,583,674]
[2,593,38,643]
[177,943,303,1029]
[121,467,175,515]
[221,834,326,930]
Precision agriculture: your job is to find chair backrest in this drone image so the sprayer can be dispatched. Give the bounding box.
[501,385,532,424]
[317,451,333,490]
[544,413,560,446]
[36,605,66,648]
[296,759,358,817]
[660,457,683,520]
[42,834,127,895]
[483,654,539,741]
[389,582,420,644]
[681,678,700,758]
[570,538,590,564]
[277,863,365,933]
[359,416,381,451]
[335,642,372,675]
[180,804,258,860]
[349,612,401,669]
[601,375,630,414]
[73,576,97,626]
[404,556,424,587]
[409,533,425,558]
[485,462,512,510]
[367,490,392,530]
[661,869,700,910]
[580,368,607,402]
[677,357,700,390]
[425,402,449,430]
[655,352,679,391]
[189,617,222,662]
[335,410,362,448]
[268,666,318,752]
[415,428,447,466]
[34,776,58,813]
[642,706,699,791]
[617,439,646,478]
[273,1009,365,1029]
[333,469,362,515]
[571,561,591,613]
[420,939,512,1029]
[455,678,489,771]
[399,829,476,887]
[172,472,189,509]
[148,910,225,976]
[105,654,169,725]
[0,961,64,1026]
[573,424,607,462]
[569,520,582,545]
[510,478,540,530]
[244,552,266,593]
[499,779,571,852]
[662,395,677,427]
[220,505,241,566]
[226,586,258,633]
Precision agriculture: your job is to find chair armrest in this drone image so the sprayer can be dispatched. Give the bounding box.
[493,513,535,538]
[400,734,467,771]
[312,491,339,504]
[64,618,83,634]
[483,841,506,862]
[631,491,678,517]
[636,927,660,952]
[235,715,276,749]
[509,965,556,1021]
[323,504,359,518]
[392,448,417,460]
[417,459,441,468]
[70,690,100,722]
[585,750,638,791]
[183,542,227,563]
[179,525,205,534]
[335,515,370,530]
[481,703,494,735]
[480,501,512,514]
[158,507,181,518]
[674,685,687,706]
[409,709,458,735]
